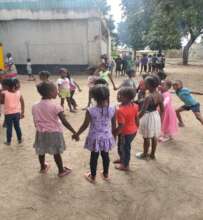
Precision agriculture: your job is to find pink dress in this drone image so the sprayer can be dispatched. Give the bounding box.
[162,91,178,136]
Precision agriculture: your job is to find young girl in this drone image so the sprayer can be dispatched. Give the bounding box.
[137,76,164,160]
[0,78,24,145]
[39,71,50,82]
[66,71,82,110]
[32,82,77,177]
[57,68,74,112]
[73,85,116,183]
[114,87,139,171]
[159,80,178,142]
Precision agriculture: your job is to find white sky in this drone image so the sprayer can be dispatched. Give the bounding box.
[107,0,122,23]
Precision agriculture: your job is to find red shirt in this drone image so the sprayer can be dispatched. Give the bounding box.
[116,103,139,135]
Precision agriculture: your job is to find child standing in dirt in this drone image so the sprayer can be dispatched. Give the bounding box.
[73,85,116,183]
[32,82,77,177]
[0,78,24,145]
[159,80,178,142]
[136,76,164,160]
[57,68,74,113]
[173,80,203,127]
[27,58,35,81]
[66,70,82,110]
[114,87,139,171]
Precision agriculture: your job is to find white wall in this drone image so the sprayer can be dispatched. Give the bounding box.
[0,19,89,65]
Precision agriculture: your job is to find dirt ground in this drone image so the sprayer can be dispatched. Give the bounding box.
[0,60,203,220]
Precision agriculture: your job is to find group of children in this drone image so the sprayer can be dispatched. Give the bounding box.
[0,65,203,183]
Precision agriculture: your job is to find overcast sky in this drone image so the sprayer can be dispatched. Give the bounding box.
[107,0,122,23]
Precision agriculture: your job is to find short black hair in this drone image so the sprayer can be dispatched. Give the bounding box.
[2,78,15,89]
[118,87,136,101]
[37,82,56,97]
[165,80,172,89]
[126,69,135,77]
[39,71,50,79]
[91,84,109,104]
[145,76,160,89]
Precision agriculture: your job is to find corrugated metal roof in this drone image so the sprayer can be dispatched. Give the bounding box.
[0,0,96,10]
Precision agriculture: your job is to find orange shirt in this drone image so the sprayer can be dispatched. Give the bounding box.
[3,90,21,115]
[116,103,139,135]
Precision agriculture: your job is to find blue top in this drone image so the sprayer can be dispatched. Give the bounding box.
[176,88,197,106]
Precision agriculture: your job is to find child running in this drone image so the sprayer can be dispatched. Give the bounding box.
[136,76,164,160]
[114,87,139,171]
[32,82,77,177]
[73,85,116,183]
[66,70,82,110]
[0,78,24,145]
[57,68,74,112]
[159,80,178,142]
[173,80,203,127]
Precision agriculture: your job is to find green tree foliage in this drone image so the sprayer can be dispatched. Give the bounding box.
[121,0,203,64]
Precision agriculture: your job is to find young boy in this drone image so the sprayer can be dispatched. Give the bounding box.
[173,80,203,127]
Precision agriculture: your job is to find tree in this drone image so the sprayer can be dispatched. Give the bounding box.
[121,0,203,64]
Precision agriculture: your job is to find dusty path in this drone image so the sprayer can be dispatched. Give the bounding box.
[0,61,203,220]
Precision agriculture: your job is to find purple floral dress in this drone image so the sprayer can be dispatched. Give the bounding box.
[85,106,116,152]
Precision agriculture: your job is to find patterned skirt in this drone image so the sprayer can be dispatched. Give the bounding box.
[33,132,66,155]
[139,111,161,138]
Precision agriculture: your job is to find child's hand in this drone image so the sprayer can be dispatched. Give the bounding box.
[79,88,82,92]
[20,113,25,119]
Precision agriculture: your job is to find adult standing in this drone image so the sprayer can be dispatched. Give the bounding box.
[115,56,122,77]
[140,54,148,74]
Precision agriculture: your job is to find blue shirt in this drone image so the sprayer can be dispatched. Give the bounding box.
[176,88,197,106]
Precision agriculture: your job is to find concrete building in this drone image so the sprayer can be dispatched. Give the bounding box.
[0,0,111,73]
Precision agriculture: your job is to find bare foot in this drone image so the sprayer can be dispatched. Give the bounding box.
[115,164,129,171]
[84,172,96,184]
[113,159,121,164]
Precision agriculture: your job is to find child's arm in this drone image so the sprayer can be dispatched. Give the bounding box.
[111,114,117,138]
[159,96,164,119]
[138,97,150,119]
[191,91,203,95]
[108,74,117,90]
[74,81,82,92]
[58,112,76,134]
[73,110,91,139]
[0,92,5,105]
[20,95,25,118]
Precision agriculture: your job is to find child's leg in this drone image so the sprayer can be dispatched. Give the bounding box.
[121,134,135,167]
[66,97,74,112]
[151,137,158,159]
[13,113,22,142]
[39,155,46,170]
[143,138,150,157]
[53,154,64,174]
[176,106,186,126]
[193,112,203,125]
[70,91,77,109]
[101,151,110,177]
[90,151,99,178]
[5,115,13,144]
[61,98,65,108]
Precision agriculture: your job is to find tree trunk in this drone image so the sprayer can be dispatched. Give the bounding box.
[182,37,196,65]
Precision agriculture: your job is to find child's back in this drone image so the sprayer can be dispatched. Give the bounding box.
[4,90,21,115]
[86,106,115,152]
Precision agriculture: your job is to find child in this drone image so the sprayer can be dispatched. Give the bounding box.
[73,85,116,183]
[140,54,148,74]
[99,64,117,90]
[136,76,164,160]
[39,71,50,82]
[159,80,178,142]
[116,69,137,91]
[136,74,148,109]
[27,58,35,81]
[173,80,203,127]
[32,82,77,177]
[66,70,82,110]
[57,68,74,113]
[114,87,139,171]
[83,66,100,110]
[0,78,24,145]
